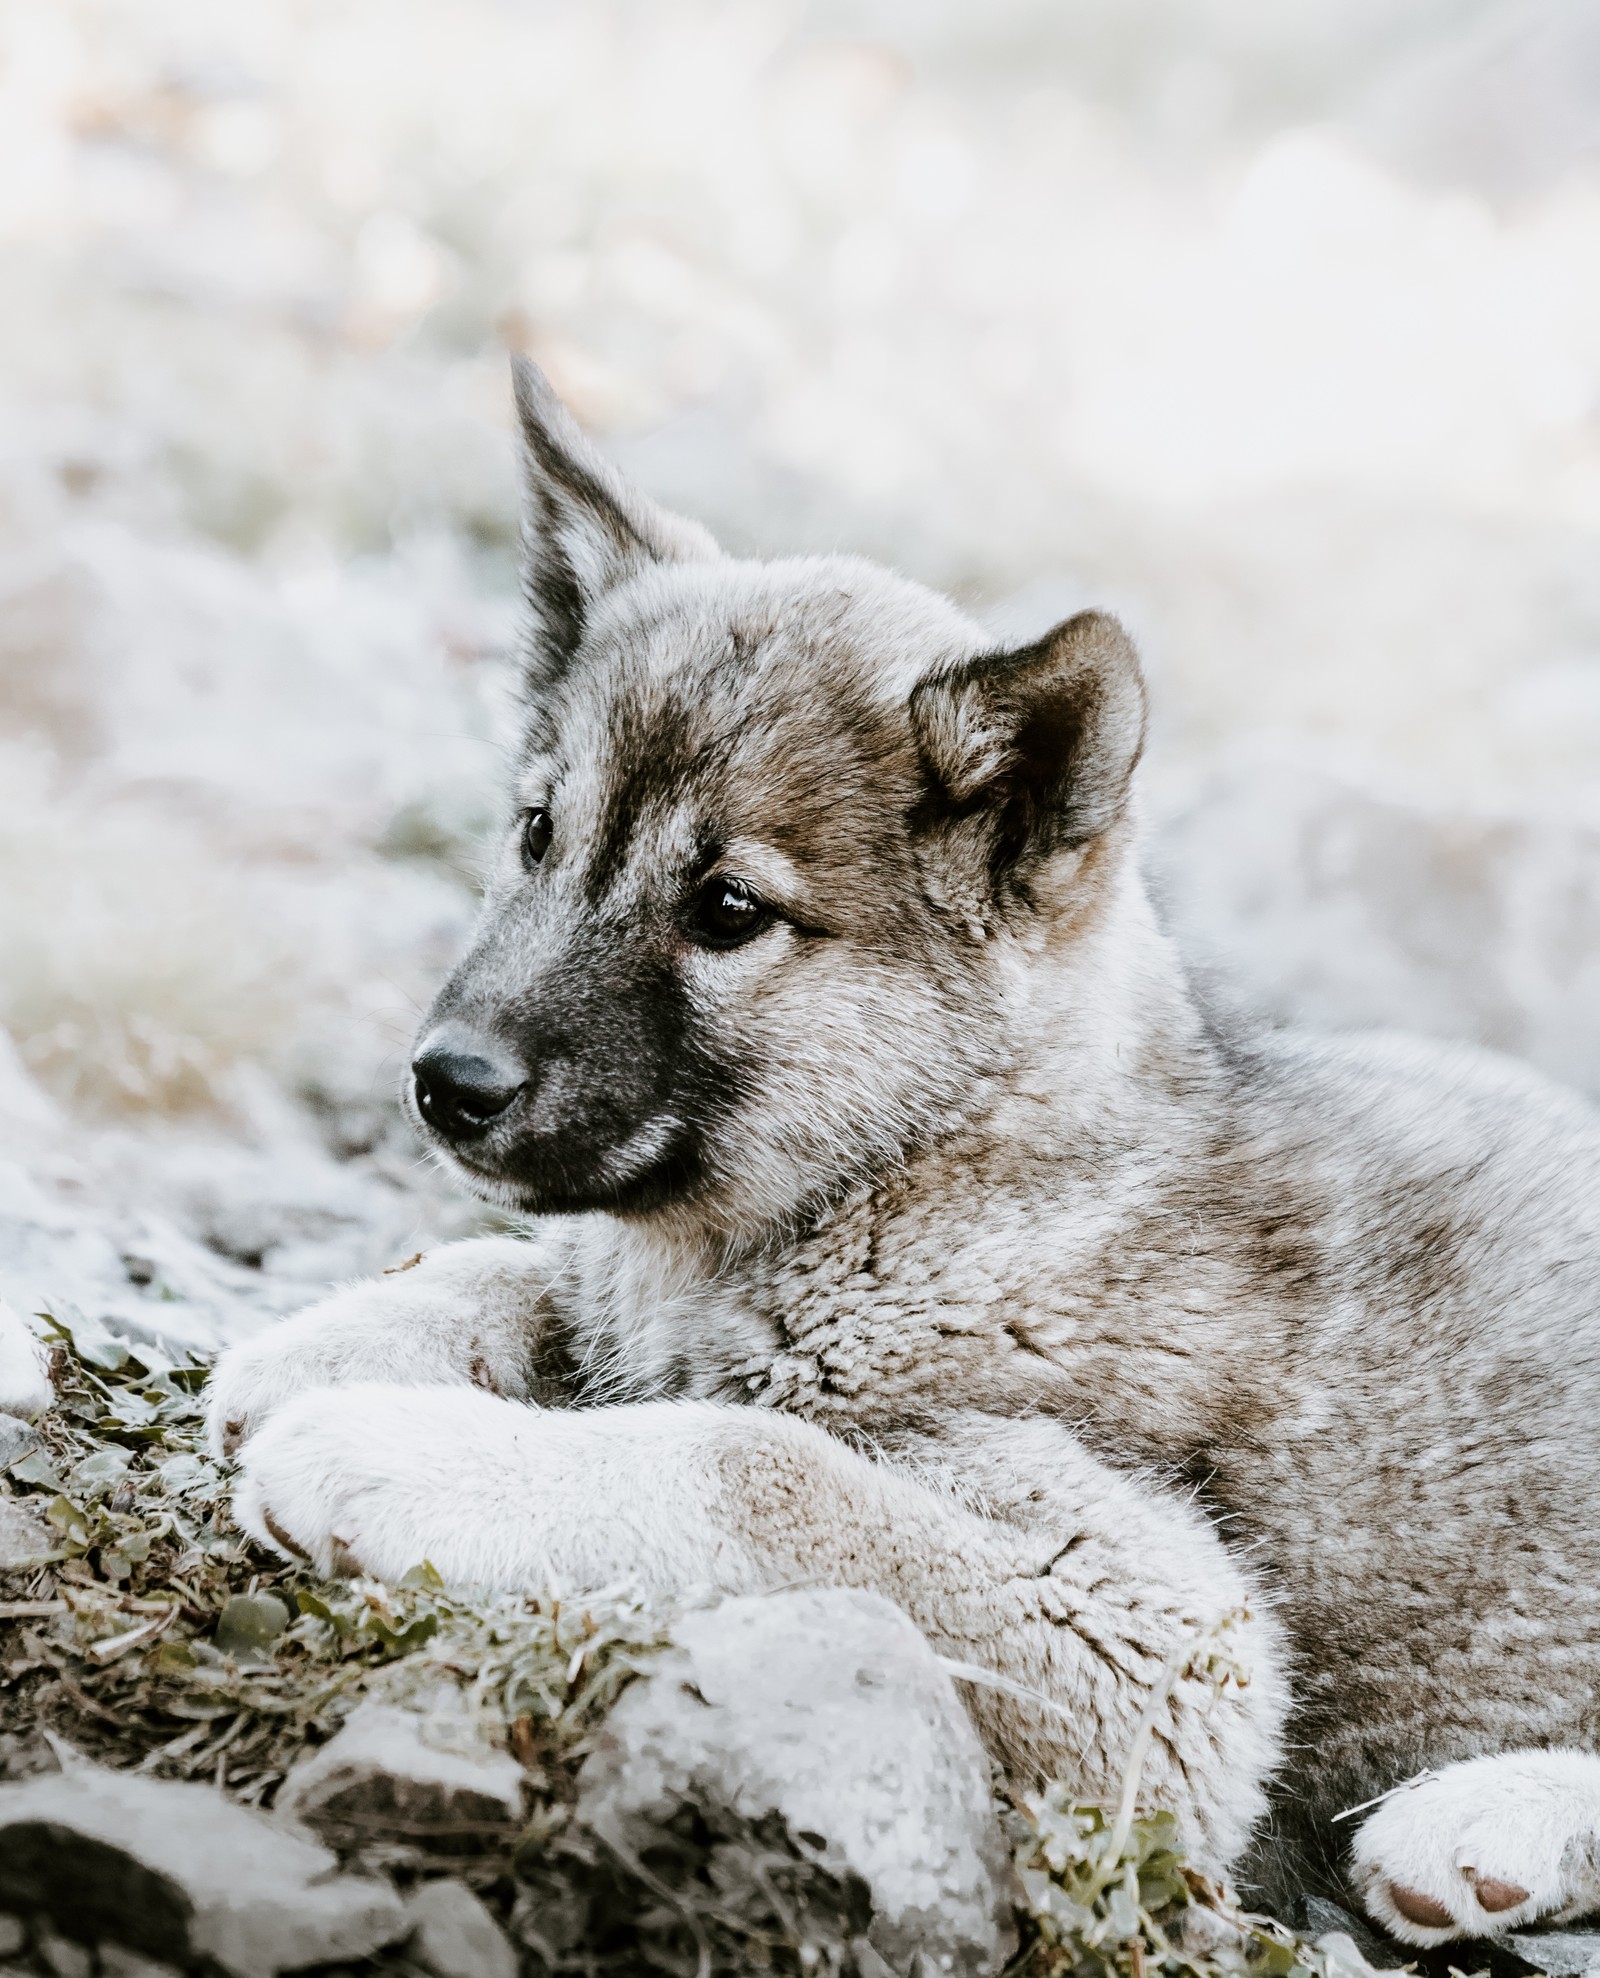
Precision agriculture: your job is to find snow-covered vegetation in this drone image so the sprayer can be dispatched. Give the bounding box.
[2,0,1599,1335]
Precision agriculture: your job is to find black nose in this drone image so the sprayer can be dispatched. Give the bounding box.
[411,1029,527,1143]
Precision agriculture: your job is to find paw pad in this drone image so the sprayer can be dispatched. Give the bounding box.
[261,1507,310,1562]
[1387,1885,1454,1929]
[327,1534,366,1579]
[1464,1870,1530,1915]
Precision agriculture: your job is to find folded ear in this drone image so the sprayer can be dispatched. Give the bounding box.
[910,610,1147,892]
[511,355,720,691]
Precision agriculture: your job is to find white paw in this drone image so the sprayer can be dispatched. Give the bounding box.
[204,1270,455,1461]
[233,1382,553,1586]
[206,1319,328,1462]
[233,1384,750,1598]
[1352,1751,1600,1944]
[204,1237,553,1461]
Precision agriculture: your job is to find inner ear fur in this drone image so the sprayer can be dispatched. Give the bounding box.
[910,610,1147,881]
[511,354,720,692]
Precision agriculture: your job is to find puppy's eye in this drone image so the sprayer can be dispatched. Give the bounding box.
[689,876,771,949]
[520,808,553,869]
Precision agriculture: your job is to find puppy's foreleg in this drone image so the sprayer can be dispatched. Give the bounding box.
[238,1387,1283,1873]
[739,1409,1288,1876]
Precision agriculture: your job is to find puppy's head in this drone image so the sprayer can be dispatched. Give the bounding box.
[410,358,1146,1235]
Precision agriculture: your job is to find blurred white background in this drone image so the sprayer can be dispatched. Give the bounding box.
[2,0,1599,1351]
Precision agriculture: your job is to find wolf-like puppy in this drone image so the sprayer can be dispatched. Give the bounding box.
[210,358,1600,1937]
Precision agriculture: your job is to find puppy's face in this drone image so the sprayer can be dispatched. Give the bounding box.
[409,362,1145,1235]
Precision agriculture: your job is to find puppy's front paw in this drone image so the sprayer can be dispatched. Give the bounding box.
[234,1381,550,1587]
[206,1326,313,1462]
[204,1270,456,1461]
[1353,1751,1600,1944]
[203,1294,403,1462]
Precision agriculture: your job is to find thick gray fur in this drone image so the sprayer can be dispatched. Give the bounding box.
[208,357,1600,1938]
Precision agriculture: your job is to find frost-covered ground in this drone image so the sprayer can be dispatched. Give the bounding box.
[2,0,1600,1354]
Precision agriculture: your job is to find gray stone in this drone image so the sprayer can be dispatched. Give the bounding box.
[1297,1896,1395,1971]
[405,1879,517,1978]
[0,1920,21,1959]
[577,1587,1016,1978]
[275,1699,525,1850]
[1508,1929,1600,1975]
[0,1492,55,1572]
[0,1764,405,1977]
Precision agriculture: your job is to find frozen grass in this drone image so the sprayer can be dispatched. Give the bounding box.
[4,1,1600,1125]
[0,1322,1369,1978]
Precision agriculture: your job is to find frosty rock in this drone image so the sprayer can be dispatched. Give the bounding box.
[577,1586,1016,1978]
[0,1764,405,1977]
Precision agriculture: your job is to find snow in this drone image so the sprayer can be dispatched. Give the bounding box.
[2,0,1598,1355]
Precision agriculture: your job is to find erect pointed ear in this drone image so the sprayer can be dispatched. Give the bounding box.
[910,610,1147,889]
[510,355,720,691]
